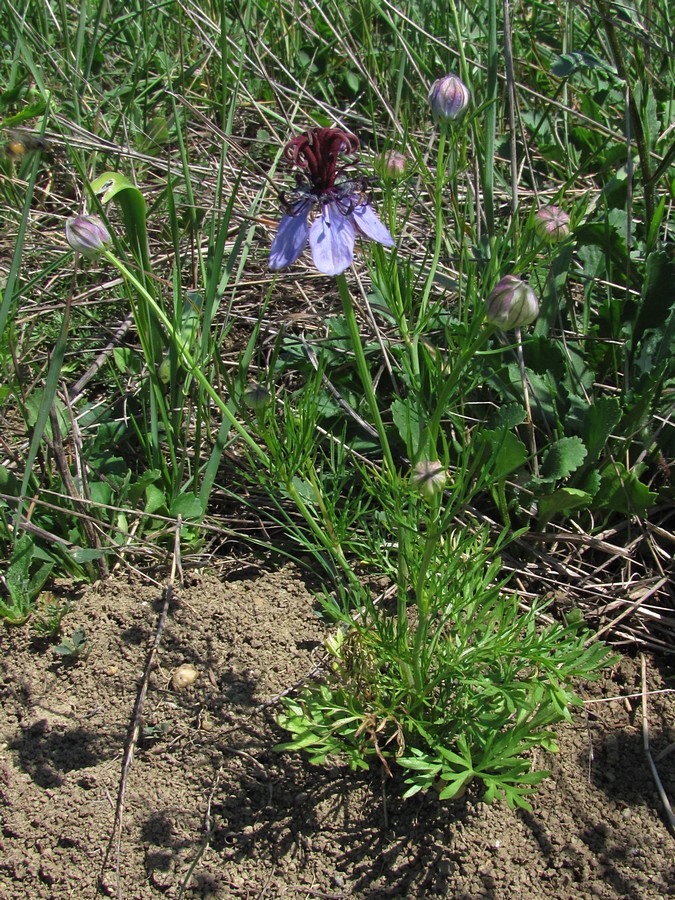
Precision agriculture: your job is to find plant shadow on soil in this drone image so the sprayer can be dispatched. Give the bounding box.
[0,566,673,899]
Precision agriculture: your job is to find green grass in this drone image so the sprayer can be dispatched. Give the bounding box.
[0,0,673,799]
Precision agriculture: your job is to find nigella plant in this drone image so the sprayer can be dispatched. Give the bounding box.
[269,127,395,276]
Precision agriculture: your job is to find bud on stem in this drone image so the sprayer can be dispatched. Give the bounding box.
[65,215,111,257]
[486,275,539,330]
[428,74,471,123]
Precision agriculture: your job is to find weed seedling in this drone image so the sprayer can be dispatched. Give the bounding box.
[33,595,74,640]
[54,627,89,663]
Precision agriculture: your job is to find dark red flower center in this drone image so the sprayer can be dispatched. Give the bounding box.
[283,127,359,195]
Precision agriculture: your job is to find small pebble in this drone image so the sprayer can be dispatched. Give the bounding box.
[171,663,199,690]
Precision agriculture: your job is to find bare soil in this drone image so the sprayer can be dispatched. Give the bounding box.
[1,566,673,899]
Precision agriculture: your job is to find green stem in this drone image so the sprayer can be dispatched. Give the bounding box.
[411,517,441,690]
[418,125,448,327]
[423,328,491,460]
[18,283,75,518]
[336,274,395,473]
[286,475,359,588]
[448,0,469,84]
[103,250,269,468]
[595,0,654,232]
[484,0,497,236]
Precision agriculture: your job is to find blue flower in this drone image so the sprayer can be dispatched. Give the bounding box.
[269,127,395,276]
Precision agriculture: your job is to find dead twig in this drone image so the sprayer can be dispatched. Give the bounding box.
[47,406,109,580]
[176,763,223,900]
[67,311,134,403]
[99,518,184,896]
[640,653,675,834]
[589,577,669,645]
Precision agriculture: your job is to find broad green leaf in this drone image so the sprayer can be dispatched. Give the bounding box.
[480,429,528,479]
[577,468,601,497]
[90,171,150,274]
[70,548,106,564]
[1,101,48,127]
[538,488,593,527]
[391,397,422,453]
[0,464,21,497]
[551,51,616,78]
[540,436,587,481]
[505,364,569,423]
[489,403,525,431]
[581,397,621,463]
[632,250,675,349]
[523,335,565,380]
[6,534,34,592]
[596,463,658,515]
[145,484,166,515]
[113,346,143,375]
[88,481,112,507]
[438,772,475,800]
[275,730,326,751]
[535,244,574,336]
[169,493,204,520]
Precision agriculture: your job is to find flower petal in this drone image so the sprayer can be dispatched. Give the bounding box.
[309,203,355,275]
[351,203,395,248]
[269,208,310,270]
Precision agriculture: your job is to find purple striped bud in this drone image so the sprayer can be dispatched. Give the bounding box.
[534,206,570,243]
[65,215,111,257]
[377,149,409,179]
[486,275,539,330]
[428,74,471,123]
[411,460,448,500]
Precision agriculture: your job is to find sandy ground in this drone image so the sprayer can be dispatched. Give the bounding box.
[1,567,674,898]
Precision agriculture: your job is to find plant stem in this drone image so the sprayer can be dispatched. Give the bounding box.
[424,328,490,460]
[103,249,269,468]
[109,250,361,585]
[336,273,395,473]
[515,327,539,478]
[595,0,654,232]
[411,519,440,690]
[503,0,519,221]
[417,125,448,326]
[285,476,359,588]
[484,0,497,236]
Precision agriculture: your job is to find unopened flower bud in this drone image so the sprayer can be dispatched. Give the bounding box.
[411,460,447,500]
[243,383,271,411]
[377,149,409,179]
[428,74,471,123]
[534,206,570,243]
[65,215,111,257]
[486,275,539,330]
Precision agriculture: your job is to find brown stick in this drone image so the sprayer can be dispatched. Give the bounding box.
[99,518,183,896]
[67,312,134,403]
[48,407,109,579]
[640,654,675,834]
